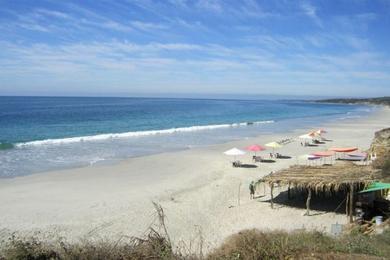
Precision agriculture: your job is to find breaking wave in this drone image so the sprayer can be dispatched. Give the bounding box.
[15,120,274,148]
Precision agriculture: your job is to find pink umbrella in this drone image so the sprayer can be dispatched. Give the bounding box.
[246,144,266,152]
[246,144,266,156]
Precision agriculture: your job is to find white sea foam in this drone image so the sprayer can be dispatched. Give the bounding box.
[16,120,274,147]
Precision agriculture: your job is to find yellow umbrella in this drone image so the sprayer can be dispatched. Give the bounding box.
[265,142,283,154]
[265,142,283,148]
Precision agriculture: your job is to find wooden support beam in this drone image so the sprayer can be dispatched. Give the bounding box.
[270,183,274,209]
[349,184,354,223]
[345,191,350,218]
[288,183,291,199]
[305,189,312,216]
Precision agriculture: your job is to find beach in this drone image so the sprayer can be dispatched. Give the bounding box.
[0,106,389,251]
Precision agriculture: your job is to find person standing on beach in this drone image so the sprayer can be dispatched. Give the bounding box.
[249,181,255,199]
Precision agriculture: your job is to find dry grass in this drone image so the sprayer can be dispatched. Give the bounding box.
[2,224,389,259]
[208,229,390,260]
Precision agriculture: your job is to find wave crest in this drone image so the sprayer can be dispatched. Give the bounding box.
[16,120,274,147]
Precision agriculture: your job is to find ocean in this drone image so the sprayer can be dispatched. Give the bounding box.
[0,96,374,177]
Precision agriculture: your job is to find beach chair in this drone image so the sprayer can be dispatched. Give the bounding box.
[232,160,242,167]
[253,156,263,163]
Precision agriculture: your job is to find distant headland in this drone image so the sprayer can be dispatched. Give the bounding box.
[316,96,390,106]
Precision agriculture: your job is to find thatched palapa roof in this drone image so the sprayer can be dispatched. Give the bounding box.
[259,162,381,192]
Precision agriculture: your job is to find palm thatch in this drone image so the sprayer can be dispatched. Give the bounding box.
[258,162,381,218]
[259,162,381,193]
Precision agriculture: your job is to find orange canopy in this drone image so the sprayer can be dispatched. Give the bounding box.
[329,147,358,153]
[311,151,335,157]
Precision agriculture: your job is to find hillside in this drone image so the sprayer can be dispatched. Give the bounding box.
[316,97,390,106]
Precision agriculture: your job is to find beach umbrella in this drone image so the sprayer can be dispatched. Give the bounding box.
[265,142,282,154]
[224,147,246,161]
[316,129,327,134]
[245,144,266,155]
[299,134,314,139]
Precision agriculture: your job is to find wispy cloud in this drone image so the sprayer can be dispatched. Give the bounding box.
[0,1,389,96]
[131,21,168,31]
[300,1,322,27]
[195,0,223,12]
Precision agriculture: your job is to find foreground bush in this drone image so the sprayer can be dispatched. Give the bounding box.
[207,229,390,259]
[1,229,389,260]
[1,231,177,260]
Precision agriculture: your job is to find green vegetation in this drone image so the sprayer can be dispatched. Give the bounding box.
[208,229,390,259]
[1,229,389,259]
[316,96,390,106]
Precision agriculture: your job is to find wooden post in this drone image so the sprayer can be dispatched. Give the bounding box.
[270,183,274,209]
[349,184,354,223]
[288,183,291,199]
[345,191,350,218]
[238,182,241,206]
[305,189,312,216]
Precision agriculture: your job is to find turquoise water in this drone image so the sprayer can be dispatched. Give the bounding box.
[0,96,373,177]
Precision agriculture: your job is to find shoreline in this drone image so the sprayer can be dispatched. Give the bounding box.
[0,102,373,178]
[0,106,389,251]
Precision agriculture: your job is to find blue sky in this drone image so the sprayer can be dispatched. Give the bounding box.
[0,0,389,97]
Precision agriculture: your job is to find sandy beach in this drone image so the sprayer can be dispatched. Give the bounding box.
[0,106,389,251]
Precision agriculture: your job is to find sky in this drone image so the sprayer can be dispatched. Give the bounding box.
[0,0,389,98]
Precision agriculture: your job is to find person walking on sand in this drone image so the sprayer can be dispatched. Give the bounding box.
[249,181,255,200]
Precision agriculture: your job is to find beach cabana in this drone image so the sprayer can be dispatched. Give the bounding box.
[329,147,359,160]
[258,162,380,222]
[329,147,358,153]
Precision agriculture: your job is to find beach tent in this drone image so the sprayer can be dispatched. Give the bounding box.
[224,148,246,161]
[246,144,266,156]
[359,182,390,193]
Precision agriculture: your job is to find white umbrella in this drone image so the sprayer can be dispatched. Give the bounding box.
[224,147,246,156]
[299,134,314,139]
[224,148,246,161]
